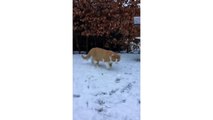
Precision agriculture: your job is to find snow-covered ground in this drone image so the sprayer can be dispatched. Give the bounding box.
[73,53,140,120]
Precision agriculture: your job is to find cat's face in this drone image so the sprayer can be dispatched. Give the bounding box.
[111,54,120,63]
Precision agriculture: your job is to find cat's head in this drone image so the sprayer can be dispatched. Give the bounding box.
[111,53,120,63]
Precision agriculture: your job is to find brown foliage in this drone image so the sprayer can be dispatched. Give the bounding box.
[73,0,140,51]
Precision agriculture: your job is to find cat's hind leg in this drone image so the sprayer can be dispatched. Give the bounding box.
[91,58,94,64]
[93,60,99,68]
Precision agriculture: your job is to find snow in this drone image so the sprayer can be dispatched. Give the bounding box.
[73,53,140,120]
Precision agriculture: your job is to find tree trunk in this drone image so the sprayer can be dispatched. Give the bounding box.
[86,36,88,53]
[126,44,129,53]
[78,35,81,54]
[76,34,80,54]
[95,36,97,47]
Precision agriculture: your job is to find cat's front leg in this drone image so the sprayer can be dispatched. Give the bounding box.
[109,63,112,68]
[105,62,112,69]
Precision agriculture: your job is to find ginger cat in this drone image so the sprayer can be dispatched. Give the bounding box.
[82,47,120,69]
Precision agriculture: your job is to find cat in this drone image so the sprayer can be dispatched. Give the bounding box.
[82,47,120,69]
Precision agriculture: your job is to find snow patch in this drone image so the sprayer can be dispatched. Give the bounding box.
[73,54,140,120]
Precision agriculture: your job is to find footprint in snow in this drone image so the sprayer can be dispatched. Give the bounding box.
[138,99,140,104]
[120,83,133,93]
[109,88,119,95]
[124,72,132,75]
[96,99,105,105]
[94,92,107,96]
[73,94,80,98]
[86,101,89,107]
[115,78,121,83]
[95,107,104,113]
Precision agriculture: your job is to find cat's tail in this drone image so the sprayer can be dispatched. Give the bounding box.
[81,54,91,60]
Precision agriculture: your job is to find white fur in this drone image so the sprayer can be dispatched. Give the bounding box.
[94,60,97,64]
[105,62,110,69]
[109,56,112,62]
[93,60,99,68]
[110,56,114,64]
[115,59,118,64]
